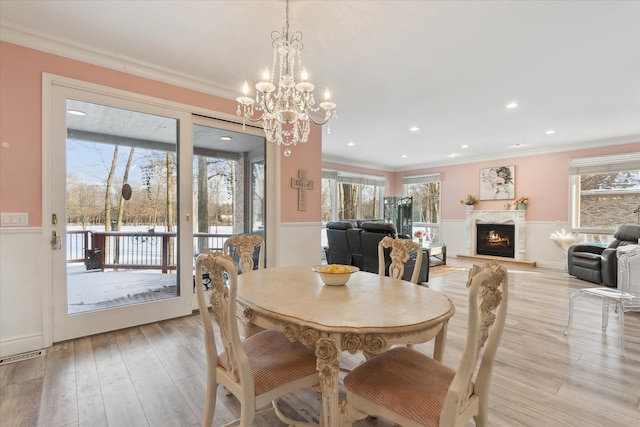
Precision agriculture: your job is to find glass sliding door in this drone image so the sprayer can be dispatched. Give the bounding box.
[47,78,193,342]
[191,117,266,270]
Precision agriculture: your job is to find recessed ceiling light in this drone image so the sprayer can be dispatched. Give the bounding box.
[67,109,86,116]
[401,154,408,158]
[347,141,355,146]
[449,153,458,158]
[409,126,420,132]
[461,144,469,149]
[545,130,555,135]
[506,102,518,109]
[511,143,525,148]
[220,136,232,141]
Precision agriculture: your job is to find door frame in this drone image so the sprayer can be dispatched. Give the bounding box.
[42,74,279,344]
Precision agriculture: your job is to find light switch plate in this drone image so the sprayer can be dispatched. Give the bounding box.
[1,212,29,227]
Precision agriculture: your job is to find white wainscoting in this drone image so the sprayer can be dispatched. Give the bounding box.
[278,222,322,267]
[0,227,45,358]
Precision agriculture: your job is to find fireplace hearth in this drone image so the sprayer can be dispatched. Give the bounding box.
[477,224,515,258]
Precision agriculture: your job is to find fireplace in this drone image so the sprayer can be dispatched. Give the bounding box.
[476,224,515,258]
[464,210,527,260]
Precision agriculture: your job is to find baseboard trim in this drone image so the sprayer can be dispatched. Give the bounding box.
[0,333,45,359]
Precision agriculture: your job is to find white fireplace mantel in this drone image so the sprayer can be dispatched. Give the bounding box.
[465,210,527,260]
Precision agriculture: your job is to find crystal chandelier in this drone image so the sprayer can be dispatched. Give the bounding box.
[236,0,336,155]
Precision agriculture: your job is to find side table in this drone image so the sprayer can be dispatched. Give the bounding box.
[425,245,447,266]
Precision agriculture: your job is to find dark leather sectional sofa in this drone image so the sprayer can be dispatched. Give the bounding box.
[324,220,430,283]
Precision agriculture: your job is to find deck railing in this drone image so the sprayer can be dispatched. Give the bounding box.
[67,230,233,272]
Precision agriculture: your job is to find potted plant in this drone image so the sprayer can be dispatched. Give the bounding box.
[516,196,529,210]
[460,195,477,210]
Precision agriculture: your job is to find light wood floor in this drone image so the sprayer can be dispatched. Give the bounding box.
[1,261,639,426]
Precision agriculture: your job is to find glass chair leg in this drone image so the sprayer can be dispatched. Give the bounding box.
[602,301,609,333]
[618,302,625,353]
[564,293,577,335]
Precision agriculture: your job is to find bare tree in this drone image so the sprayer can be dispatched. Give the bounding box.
[114,147,135,264]
[196,156,209,254]
[409,182,440,224]
[339,183,358,219]
[104,146,119,258]
[166,152,175,267]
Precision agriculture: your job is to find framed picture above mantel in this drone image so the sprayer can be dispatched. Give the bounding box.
[480,165,515,200]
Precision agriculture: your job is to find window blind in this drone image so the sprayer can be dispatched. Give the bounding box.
[569,152,640,175]
[322,170,386,187]
[402,173,441,185]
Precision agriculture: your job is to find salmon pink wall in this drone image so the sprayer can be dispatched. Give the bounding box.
[280,125,322,223]
[321,143,638,223]
[0,41,312,226]
[395,142,639,221]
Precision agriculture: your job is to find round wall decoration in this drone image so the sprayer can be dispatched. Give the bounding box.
[121,183,132,200]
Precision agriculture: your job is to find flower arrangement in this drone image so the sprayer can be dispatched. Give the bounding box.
[414,229,427,239]
[459,194,477,205]
[516,196,529,205]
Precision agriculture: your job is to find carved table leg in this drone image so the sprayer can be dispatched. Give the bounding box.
[315,334,342,427]
[433,321,448,362]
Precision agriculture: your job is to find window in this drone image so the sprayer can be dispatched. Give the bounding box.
[569,153,640,234]
[404,174,441,246]
[321,171,385,223]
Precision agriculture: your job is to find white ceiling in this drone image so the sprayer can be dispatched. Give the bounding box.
[1,0,639,171]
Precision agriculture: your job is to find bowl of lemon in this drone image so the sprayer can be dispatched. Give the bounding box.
[312,264,360,286]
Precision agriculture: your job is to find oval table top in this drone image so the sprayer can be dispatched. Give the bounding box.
[236,265,455,334]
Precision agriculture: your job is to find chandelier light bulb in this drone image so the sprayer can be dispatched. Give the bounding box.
[242,81,250,95]
[324,88,331,100]
[262,68,270,81]
[301,67,308,81]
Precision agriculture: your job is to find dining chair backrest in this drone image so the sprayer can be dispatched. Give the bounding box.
[343,261,508,426]
[443,261,508,424]
[223,234,264,273]
[194,249,320,426]
[194,250,246,425]
[378,236,423,284]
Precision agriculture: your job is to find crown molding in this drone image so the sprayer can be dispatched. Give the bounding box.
[0,21,237,101]
[324,134,640,173]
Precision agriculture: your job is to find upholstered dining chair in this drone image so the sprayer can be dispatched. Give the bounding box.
[194,250,320,427]
[343,261,509,427]
[223,234,264,273]
[378,236,423,284]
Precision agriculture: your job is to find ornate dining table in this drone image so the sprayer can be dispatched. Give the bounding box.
[236,266,456,427]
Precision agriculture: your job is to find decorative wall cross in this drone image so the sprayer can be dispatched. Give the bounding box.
[291,169,314,211]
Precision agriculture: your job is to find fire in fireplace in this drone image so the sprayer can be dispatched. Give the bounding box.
[476,223,515,258]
